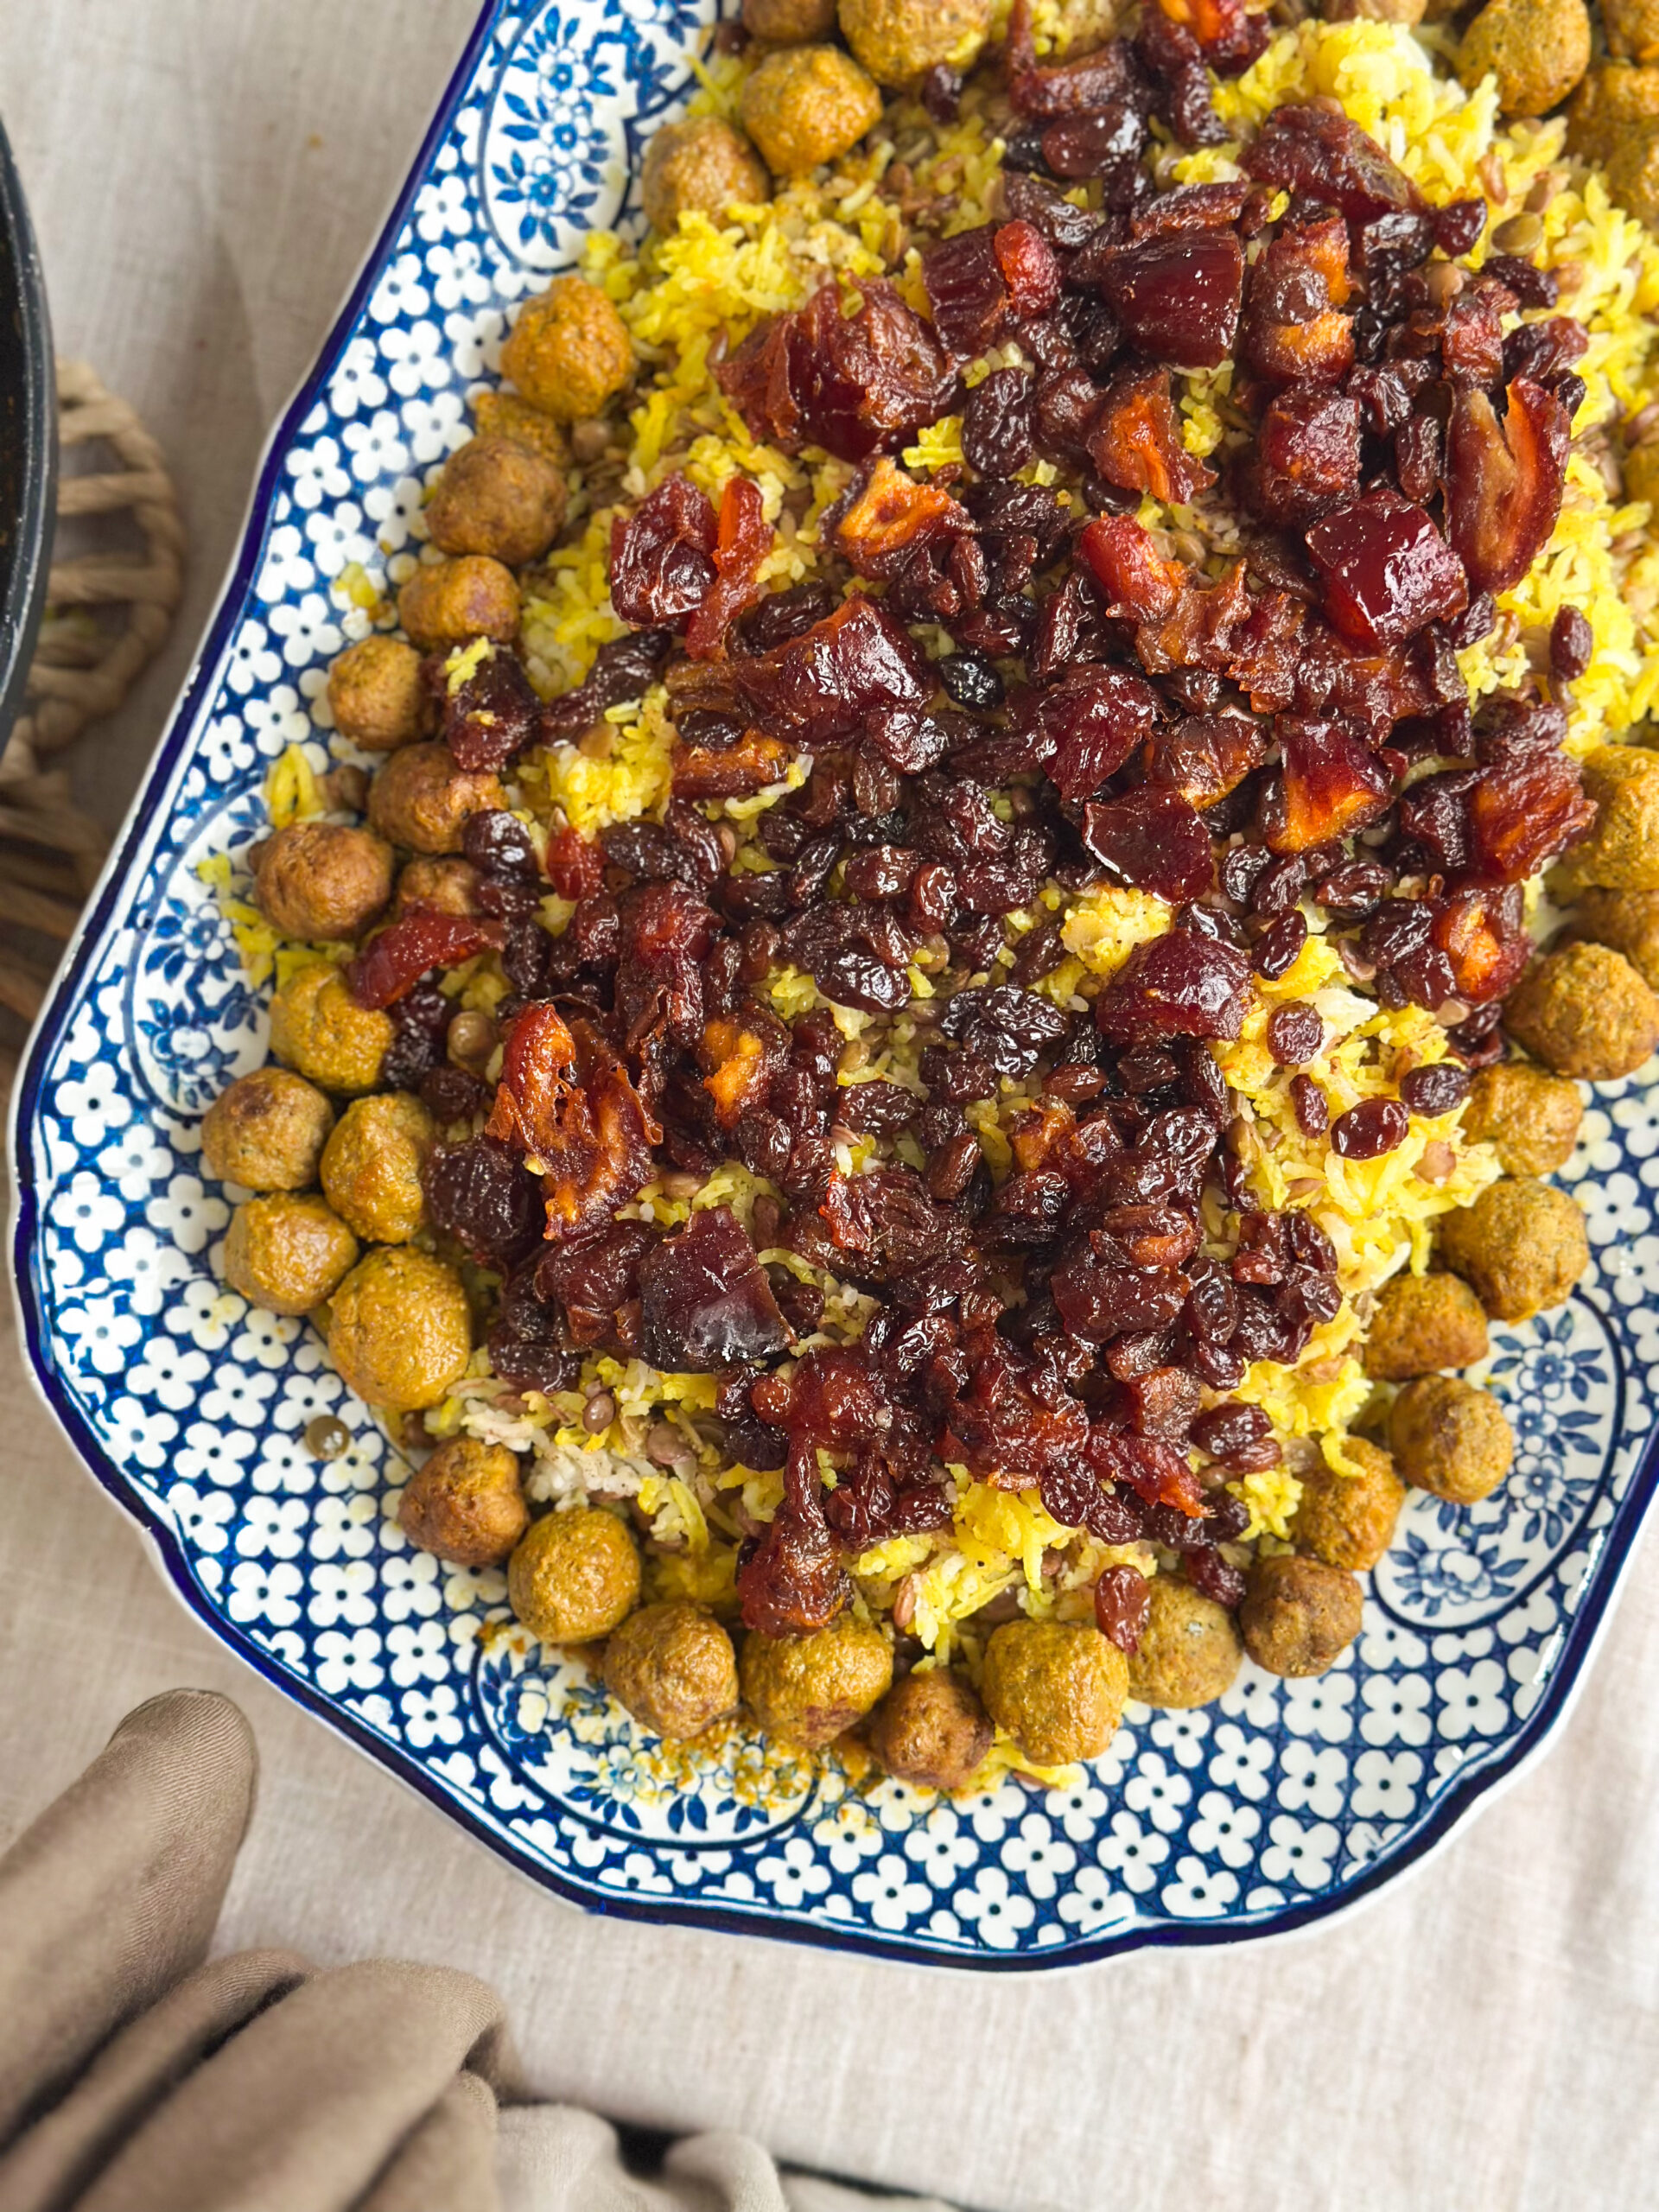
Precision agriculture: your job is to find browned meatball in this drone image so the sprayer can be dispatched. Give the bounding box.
[1389,1376,1515,1504]
[1563,887,1659,995]
[200,1068,334,1191]
[224,1193,359,1317]
[252,823,394,944]
[327,636,429,753]
[740,47,883,176]
[1459,0,1590,116]
[1291,1440,1407,1573]
[1463,1061,1584,1178]
[327,1247,471,1412]
[1439,1177,1590,1320]
[509,1508,641,1645]
[1323,0,1427,21]
[1606,0,1659,60]
[1552,744,1659,893]
[394,856,481,918]
[367,743,507,856]
[868,1668,993,1789]
[1569,66,1659,227]
[1239,1554,1363,1678]
[642,117,771,234]
[320,1091,435,1244]
[981,1618,1128,1766]
[1504,943,1659,1080]
[1363,1270,1490,1381]
[471,390,569,468]
[397,556,521,651]
[1126,1575,1242,1709]
[502,276,634,423]
[743,0,837,37]
[740,1614,893,1749]
[268,963,392,1096]
[425,435,568,568]
[839,0,993,88]
[602,1602,741,1739]
[399,1437,529,1567]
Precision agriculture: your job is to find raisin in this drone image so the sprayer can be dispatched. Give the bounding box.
[1291,1073,1330,1135]
[1314,860,1391,917]
[1095,1564,1152,1653]
[961,365,1037,478]
[1185,1547,1247,1609]
[1253,911,1307,982]
[1267,1001,1324,1065]
[1549,606,1593,685]
[938,652,1005,709]
[1399,1062,1471,1116]
[423,1135,543,1268]
[1330,1096,1409,1159]
[1096,932,1253,1045]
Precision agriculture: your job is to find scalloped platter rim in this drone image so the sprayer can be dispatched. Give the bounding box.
[11,0,1659,1971]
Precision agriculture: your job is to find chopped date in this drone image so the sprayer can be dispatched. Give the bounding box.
[1096,931,1253,1045]
[1081,787,1215,901]
[1077,512,1187,619]
[1242,215,1353,385]
[1445,379,1570,597]
[1039,103,1147,182]
[346,909,506,1010]
[1000,167,1103,248]
[737,1452,852,1637]
[831,458,969,582]
[1246,385,1360,526]
[1266,716,1393,855]
[1144,713,1267,811]
[1005,0,1150,118]
[716,278,957,465]
[609,474,716,628]
[1306,490,1468,649]
[1091,227,1243,371]
[1085,364,1216,505]
[683,475,774,659]
[637,1205,789,1373]
[672,728,791,800]
[1029,662,1164,799]
[1242,100,1423,224]
[734,595,930,747]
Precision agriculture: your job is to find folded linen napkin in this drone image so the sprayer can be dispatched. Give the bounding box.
[0,1692,957,2212]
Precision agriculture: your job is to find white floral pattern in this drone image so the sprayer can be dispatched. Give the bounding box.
[12,0,1659,1970]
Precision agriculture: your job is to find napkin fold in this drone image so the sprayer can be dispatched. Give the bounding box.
[0,1691,958,2212]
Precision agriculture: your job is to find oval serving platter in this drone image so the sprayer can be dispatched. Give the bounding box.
[12,0,1659,1970]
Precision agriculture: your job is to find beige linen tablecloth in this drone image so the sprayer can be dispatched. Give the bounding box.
[3,6,1657,2206]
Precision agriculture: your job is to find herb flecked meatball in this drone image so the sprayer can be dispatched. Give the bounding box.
[502,276,634,423]
[1552,744,1659,893]
[602,1601,741,1739]
[1605,0,1659,59]
[224,1193,359,1317]
[252,823,395,944]
[327,635,429,753]
[320,1091,435,1244]
[1126,1575,1242,1710]
[1463,1060,1584,1179]
[642,116,771,234]
[1363,1269,1490,1381]
[397,556,521,652]
[868,1667,993,1789]
[1389,1376,1515,1504]
[1569,66,1659,229]
[394,856,481,918]
[200,1067,334,1191]
[1291,1439,1407,1573]
[739,46,884,177]
[740,1613,893,1749]
[471,390,569,467]
[268,963,392,1096]
[424,435,568,568]
[1503,943,1659,1081]
[1459,0,1591,118]
[1565,887,1659,993]
[1438,1177,1590,1320]
[980,1618,1128,1767]
[367,742,507,856]
[743,0,837,39]
[398,1436,529,1567]
[838,0,993,89]
[327,1247,472,1412]
[1239,1554,1363,1678]
[509,1507,642,1645]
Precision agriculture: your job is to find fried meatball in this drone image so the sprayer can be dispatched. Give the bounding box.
[601,1602,741,1739]
[501,276,634,423]
[1438,1177,1590,1320]
[200,1067,334,1192]
[641,116,770,235]
[1464,1060,1584,1178]
[1565,887,1659,992]
[1239,1554,1363,1678]
[327,636,429,753]
[224,1193,359,1317]
[740,47,883,177]
[980,1618,1128,1767]
[320,1091,435,1244]
[744,0,837,38]
[424,435,568,568]
[1504,943,1659,1081]
[367,742,507,856]
[1363,1270,1490,1381]
[327,1247,471,1412]
[1323,0,1427,21]
[1569,66,1659,227]
[398,1436,528,1567]
[1291,1440,1407,1573]
[268,963,392,1096]
[1553,745,1659,893]
[471,390,569,469]
[509,1507,641,1646]
[1459,0,1591,117]
[1126,1575,1243,1710]
[394,856,481,919]
[868,1668,993,1789]
[397,556,521,652]
[740,1613,893,1749]
[839,0,992,87]
[252,823,395,944]
[1389,1376,1515,1504]
[1606,0,1659,59]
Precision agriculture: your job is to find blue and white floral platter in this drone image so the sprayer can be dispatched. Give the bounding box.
[12,0,1659,1970]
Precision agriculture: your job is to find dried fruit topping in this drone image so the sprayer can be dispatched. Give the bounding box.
[442,646,543,771]
[1096,930,1253,1043]
[1245,385,1360,526]
[672,728,791,801]
[1242,216,1353,384]
[1445,379,1571,596]
[1082,787,1215,901]
[1095,1562,1152,1651]
[1329,1096,1408,1160]
[831,457,969,582]
[683,476,774,660]
[716,278,957,465]
[1091,228,1244,372]
[637,1205,789,1372]
[734,595,930,747]
[1085,364,1217,504]
[1144,713,1268,810]
[1306,491,1468,649]
[346,909,506,1009]
[1077,513,1187,618]
[1428,884,1530,1005]
[1266,716,1393,854]
[1005,0,1149,118]
[1243,101,1424,226]
[423,1135,543,1269]
[737,1451,852,1637]
[543,629,674,742]
[1465,748,1592,886]
[1029,662,1164,798]
[609,474,717,629]
[486,1006,661,1243]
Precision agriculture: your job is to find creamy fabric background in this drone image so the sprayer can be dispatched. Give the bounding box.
[2,6,1656,2207]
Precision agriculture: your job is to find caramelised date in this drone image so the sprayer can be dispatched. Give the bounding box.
[1306,490,1468,649]
[1027,662,1164,798]
[1245,385,1359,526]
[637,1205,789,1372]
[1096,931,1253,1044]
[717,278,957,466]
[1085,364,1216,505]
[1445,378,1570,596]
[1082,787,1214,900]
[442,648,543,770]
[735,595,930,747]
[1242,101,1423,225]
[609,474,716,628]
[1265,717,1393,854]
[1092,228,1243,371]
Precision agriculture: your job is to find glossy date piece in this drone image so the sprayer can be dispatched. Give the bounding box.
[1082,787,1214,900]
[683,475,773,659]
[1084,364,1216,504]
[1090,228,1243,371]
[1465,747,1593,885]
[442,648,543,771]
[1305,490,1467,649]
[831,458,969,583]
[1265,717,1392,855]
[636,1205,789,1373]
[346,909,506,1009]
[1429,884,1531,1005]
[1242,101,1423,225]
[1242,215,1353,384]
[609,474,717,629]
[1077,513,1187,619]
[1000,167,1104,247]
[1445,378,1571,596]
[1038,103,1147,183]
[734,595,930,747]
[1004,0,1151,117]
[1245,385,1359,526]
[1029,662,1164,799]
[1143,715,1266,812]
[1096,931,1252,1045]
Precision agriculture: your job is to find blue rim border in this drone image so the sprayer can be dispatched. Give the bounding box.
[10,0,1659,1971]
